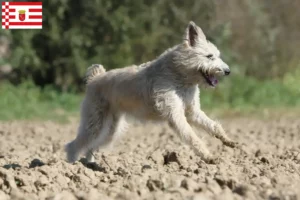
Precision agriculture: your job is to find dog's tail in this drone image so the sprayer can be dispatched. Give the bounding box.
[85,64,106,84]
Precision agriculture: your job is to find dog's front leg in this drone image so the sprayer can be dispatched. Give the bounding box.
[187,110,236,148]
[168,112,218,163]
[160,99,217,163]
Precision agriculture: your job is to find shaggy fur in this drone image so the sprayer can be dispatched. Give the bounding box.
[65,21,236,164]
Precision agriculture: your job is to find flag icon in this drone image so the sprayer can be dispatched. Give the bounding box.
[2,2,42,29]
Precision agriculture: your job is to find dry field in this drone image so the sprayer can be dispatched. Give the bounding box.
[0,116,300,200]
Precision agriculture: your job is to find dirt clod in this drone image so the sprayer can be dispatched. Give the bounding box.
[141,164,152,172]
[163,151,180,165]
[260,157,269,164]
[232,185,248,196]
[29,159,45,168]
[146,179,164,191]
[180,179,188,190]
[3,163,21,170]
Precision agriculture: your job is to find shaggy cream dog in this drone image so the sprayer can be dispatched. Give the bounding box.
[66,21,236,164]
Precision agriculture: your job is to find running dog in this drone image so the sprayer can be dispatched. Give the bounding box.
[65,21,236,164]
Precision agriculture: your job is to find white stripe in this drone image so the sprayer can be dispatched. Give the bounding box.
[27,12,42,16]
[9,19,42,22]
[8,5,42,9]
[8,25,42,29]
[9,11,42,16]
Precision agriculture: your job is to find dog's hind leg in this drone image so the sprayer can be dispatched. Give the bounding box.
[65,123,86,163]
[65,97,110,163]
[85,113,127,162]
[84,114,112,162]
[82,105,115,162]
[66,115,106,163]
[103,113,127,146]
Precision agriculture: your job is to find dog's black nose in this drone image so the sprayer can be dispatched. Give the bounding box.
[224,69,230,75]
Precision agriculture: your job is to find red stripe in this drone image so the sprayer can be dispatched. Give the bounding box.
[9,15,15,19]
[8,2,42,6]
[28,15,42,19]
[28,9,42,12]
[2,22,42,26]
[1,8,16,12]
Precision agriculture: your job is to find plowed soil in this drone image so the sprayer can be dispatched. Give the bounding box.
[0,116,300,200]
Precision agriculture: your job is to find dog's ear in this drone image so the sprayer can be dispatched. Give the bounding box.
[183,21,206,47]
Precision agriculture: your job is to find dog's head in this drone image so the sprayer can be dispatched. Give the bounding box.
[174,21,230,87]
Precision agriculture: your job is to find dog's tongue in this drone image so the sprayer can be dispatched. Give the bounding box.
[209,76,218,86]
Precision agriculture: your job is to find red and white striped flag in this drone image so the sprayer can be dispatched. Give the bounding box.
[2,1,42,29]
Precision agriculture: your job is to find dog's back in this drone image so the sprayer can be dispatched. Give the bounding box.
[86,64,160,119]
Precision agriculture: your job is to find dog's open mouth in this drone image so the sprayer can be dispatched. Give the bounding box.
[201,71,218,87]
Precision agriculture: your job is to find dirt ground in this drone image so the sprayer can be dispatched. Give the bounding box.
[0,115,300,200]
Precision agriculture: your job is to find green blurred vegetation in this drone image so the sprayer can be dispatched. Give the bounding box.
[0,0,300,120]
[0,81,81,121]
[202,68,300,111]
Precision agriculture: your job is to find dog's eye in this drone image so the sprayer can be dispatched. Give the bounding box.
[206,54,213,59]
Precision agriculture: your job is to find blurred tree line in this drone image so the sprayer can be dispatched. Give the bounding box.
[1,0,300,91]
